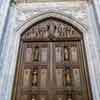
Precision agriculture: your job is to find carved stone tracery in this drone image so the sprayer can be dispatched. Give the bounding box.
[22,19,81,40]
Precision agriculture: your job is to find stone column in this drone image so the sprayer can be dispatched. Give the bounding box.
[87,1,100,100]
[90,0,100,50]
[92,0,100,26]
[0,0,11,99]
[90,0,100,36]
[0,4,18,100]
[0,0,11,53]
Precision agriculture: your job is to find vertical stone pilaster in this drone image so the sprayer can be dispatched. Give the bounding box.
[92,0,100,25]
[0,5,17,100]
[87,2,100,100]
[0,0,11,99]
[0,0,11,53]
[90,0,100,39]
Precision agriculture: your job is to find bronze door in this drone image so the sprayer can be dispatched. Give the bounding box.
[12,41,91,100]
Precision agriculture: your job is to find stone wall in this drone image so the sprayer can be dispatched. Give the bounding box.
[0,1,100,100]
[16,1,88,28]
[0,5,18,100]
[0,0,11,53]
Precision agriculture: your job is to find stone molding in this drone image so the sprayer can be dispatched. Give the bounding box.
[16,11,87,36]
[15,1,88,30]
[0,0,11,50]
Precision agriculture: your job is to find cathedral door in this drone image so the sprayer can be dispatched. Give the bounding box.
[12,18,92,100]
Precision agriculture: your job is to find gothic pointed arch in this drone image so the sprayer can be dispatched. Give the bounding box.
[12,11,92,100]
[21,17,82,41]
[16,11,87,39]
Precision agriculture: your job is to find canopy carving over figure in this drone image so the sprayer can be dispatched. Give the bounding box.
[22,18,82,41]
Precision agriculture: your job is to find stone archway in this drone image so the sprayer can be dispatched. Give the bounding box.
[16,11,87,36]
[11,12,92,100]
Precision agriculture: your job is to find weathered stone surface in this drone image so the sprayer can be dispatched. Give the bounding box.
[0,0,11,53]
[15,1,88,29]
[0,1,100,100]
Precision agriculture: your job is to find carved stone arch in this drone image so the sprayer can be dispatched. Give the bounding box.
[16,11,88,39]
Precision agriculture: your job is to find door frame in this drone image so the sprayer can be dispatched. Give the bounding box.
[11,11,93,100]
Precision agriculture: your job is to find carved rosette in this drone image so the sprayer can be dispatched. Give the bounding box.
[22,19,81,41]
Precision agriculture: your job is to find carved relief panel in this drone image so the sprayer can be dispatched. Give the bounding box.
[23,68,31,88]
[25,48,32,62]
[33,47,40,62]
[40,48,48,63]
[72,68,81,90]
[22,19,81,41]
[55,47,62,63]
[32,68,38,87]
[70,47,78,63]
[40,68,47,88]
[56,68,64,88]
[64,47,69,61]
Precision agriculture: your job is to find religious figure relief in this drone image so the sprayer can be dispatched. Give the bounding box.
[67,95,72,100]
[31,95,36,100]
[58,23,63,36]
[56,47,62,63]
[22,19,81,40]
[64,69,71,86]
[41,48,48,63]
[62,25,69,37]
[68,26,74,37]
[49,22,55,34]
[32,69,38,87]
[38,24,48,38]
[40,69,47,88]
[24,29,32,39]
[56,69,63,88]
[57,95,64,100]
[34,26,40,38]
[23,69,31,88]
[40,95,46,100]
[70,47,78,63]
[68,97,72,100]
[25,48,32,62]
[73,68,81,90]
[33,47,39,62]
[64,47,69,61]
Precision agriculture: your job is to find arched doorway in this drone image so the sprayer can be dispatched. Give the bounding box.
[12,17,92,100]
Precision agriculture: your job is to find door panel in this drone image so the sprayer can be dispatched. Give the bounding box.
[56,68,64,88]
[12,41,91,100]
[53,42,89,100]
[40,68,48,88]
